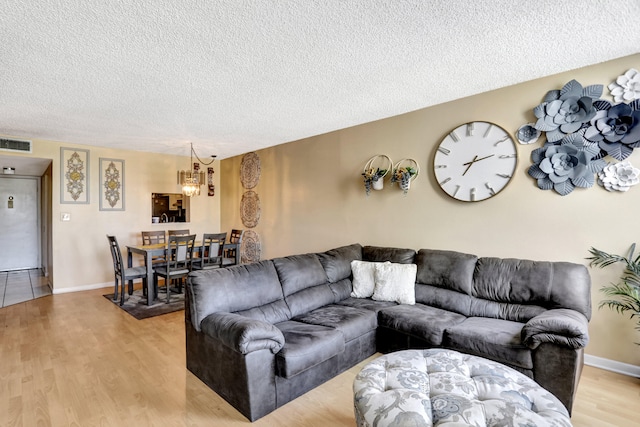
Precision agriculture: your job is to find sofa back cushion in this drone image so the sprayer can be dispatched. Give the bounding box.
[414,249,592,322]
[274,253,336,317]
[274,254,328,295]
[317,243,363,283]
[415,284,473,316]
[187,260,289,331]
[415,249,477,294]
[329,278,353,301]
[363,246,416,264]
[473,257,592,319]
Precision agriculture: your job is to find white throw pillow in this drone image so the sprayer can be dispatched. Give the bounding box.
[351,260,385,298]
[372,262,417,305]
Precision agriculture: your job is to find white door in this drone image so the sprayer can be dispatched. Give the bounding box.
[0,176,39,271]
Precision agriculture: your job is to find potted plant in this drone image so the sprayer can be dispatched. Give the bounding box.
[587,244,640,344]
[390,159,419,194]
[362,167,387,195]
[362,155,392,196]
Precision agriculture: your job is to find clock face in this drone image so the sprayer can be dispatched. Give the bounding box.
[433,121,517,202]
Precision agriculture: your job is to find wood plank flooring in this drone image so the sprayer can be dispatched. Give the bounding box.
[0,287,638,426]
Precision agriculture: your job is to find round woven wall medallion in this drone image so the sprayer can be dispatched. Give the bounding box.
[240,190,260,228]
[241,230,261,264]
[240,152,261,189]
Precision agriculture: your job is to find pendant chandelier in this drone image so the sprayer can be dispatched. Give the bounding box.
[177,142,216,197]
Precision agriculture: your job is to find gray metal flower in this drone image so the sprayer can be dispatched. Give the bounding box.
[528,133,606,196]
[533,79,603,142]
[584,99,640,160]
[516,123,541,144]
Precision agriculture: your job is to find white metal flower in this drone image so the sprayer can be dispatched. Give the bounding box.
[597,160,640,192]
[608,69,640,103]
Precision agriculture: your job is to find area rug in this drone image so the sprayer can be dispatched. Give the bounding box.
[103,288,185,320]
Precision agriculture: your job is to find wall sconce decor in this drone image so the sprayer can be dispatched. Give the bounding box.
[390,158,419,194]
[362,154,392,196]
[178,142,216,197]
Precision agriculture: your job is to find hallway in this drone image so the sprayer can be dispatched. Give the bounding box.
[0,269,51,307]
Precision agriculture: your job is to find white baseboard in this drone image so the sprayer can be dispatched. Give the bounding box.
[584,354,640,377]
[52,282,112,294]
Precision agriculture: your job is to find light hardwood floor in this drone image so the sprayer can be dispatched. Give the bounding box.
[0,287,638,427]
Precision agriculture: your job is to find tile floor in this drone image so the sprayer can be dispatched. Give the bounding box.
[0,268,52,308]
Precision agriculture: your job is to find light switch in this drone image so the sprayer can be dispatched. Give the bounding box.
[61,212,71,221]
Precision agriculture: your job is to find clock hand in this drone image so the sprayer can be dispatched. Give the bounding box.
[474,154,494,162]
[462,154,494,166]
[462,154,494,176]
[462,155,478,176]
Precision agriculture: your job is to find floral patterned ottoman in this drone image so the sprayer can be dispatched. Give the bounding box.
[353,349,572,427]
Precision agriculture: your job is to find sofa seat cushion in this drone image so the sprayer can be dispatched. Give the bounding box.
[337,297,397,313]
[275,320,345,378]
[443,317,533,369]
[378,304,466,346]
[293,304,377,342]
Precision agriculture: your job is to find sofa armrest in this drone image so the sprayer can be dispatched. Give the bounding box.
[200,312,285,355]
[522,309,589,350]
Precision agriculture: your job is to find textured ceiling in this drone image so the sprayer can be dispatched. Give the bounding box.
[1,1,639,161]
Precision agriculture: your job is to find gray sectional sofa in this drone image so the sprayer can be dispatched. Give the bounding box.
[185,244,591,421]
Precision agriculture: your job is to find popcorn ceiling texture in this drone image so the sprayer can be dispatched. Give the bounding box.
[0,1,639,159]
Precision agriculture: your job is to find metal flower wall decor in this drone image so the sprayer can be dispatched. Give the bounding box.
[584,99,640,160]
[528,133,606,196]
[608,68,640,103]
[533,79,602,143]
[526,75,640,196]
[597,160,640,192]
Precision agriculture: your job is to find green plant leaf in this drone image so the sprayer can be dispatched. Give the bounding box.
[588,244,640,344]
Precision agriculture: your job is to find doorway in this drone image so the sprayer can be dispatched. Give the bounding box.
[0,176,40,271]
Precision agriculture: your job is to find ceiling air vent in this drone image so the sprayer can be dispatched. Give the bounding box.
[0,138,32,153]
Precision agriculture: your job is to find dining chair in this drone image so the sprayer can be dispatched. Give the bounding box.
[153,234,196,303]
[142,230,166,245]
[107,235,148,306]
[166,229,190,268]
[141,230,168,285]
[222,229,244,266]
[193,232,227,270]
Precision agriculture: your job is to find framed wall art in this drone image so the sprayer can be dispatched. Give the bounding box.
[60,147,90,204]
[99,158,125,211]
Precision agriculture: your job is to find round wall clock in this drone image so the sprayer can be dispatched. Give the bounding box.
[433,121,517,202]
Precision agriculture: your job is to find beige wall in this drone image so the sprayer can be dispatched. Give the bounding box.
[1,139,221,292]
[221,53,640,366]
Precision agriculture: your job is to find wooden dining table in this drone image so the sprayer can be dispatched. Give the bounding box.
[127,238,241,305]
[126,242,201,306]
